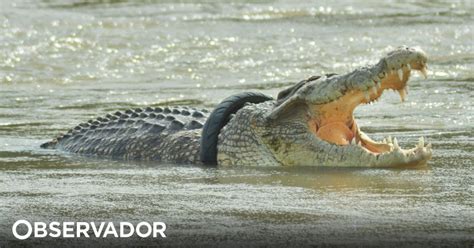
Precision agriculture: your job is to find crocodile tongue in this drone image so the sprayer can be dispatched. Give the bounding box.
[315,122,355,146]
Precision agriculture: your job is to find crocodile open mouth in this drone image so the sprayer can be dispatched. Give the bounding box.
[308,55,432,166]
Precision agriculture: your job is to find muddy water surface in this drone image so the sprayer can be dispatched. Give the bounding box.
[0,0,473,246]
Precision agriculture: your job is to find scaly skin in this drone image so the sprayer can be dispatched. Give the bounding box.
[219,46,432,167]
[43,46,433,167]
[41,107,208,163]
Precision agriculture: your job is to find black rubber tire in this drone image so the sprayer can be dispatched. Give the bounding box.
[200,92,273,166]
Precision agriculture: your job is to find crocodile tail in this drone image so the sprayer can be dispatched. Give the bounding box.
[40,139,58,149]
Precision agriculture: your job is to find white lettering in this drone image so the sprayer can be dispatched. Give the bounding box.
[102,222,118,238]
[76,222,90,238]
[34,222,47,238]
[91,222,105,238]
[120,222,134,238]
[11,220,167,239]
[153,222,166,238]
[49,222,61,238]
[12,220,32,240]
[136,222,152,238]
[63,222,74,238]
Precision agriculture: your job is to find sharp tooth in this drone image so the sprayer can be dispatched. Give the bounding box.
[387,135,392,144]
[426,143,432,149]
[393,137,399,149]
[382,138,387,144]
[418,137,425,148]
[351,139,356,145]
[419,67,428,79]
[407,64,411,70]
[364,91,370,102]
[373,79,381,90]
[398,69,404,81]
[398,88,407,102]
[358,141,362,147]
[371,86,377,95]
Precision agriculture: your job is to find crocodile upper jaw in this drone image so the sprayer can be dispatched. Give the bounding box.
[305,47,432,167]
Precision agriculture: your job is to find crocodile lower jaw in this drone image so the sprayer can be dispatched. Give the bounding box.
[309,58,432,166]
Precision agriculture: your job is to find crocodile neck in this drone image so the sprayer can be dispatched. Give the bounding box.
[217,102,279,166]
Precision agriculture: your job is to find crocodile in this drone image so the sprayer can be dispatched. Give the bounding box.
[42,46,433,167]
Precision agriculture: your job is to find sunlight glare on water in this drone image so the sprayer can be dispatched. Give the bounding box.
[0,0,473,246]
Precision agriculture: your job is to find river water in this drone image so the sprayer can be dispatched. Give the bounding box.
[0,0,473,247]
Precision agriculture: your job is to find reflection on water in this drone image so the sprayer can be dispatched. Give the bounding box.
[0,0,473,246]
